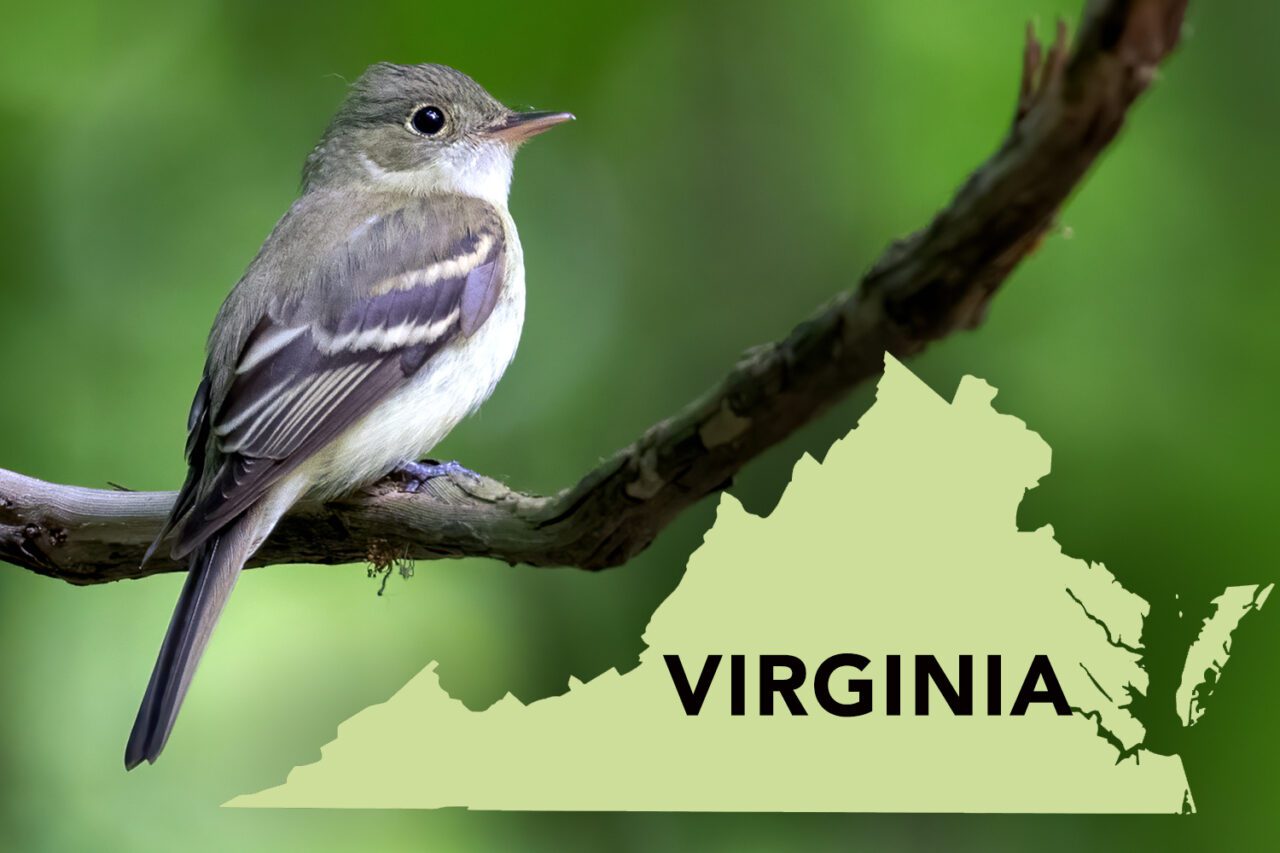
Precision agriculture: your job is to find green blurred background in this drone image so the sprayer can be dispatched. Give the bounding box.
[1,0,1275,848]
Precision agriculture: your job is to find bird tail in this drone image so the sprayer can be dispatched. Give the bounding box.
[125,508,265,770]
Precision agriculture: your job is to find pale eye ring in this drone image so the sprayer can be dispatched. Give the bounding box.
[407,105,447,136]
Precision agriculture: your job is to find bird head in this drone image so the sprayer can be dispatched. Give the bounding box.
[303,63,573,204]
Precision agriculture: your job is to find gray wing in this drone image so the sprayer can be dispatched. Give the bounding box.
[161,196,506,559]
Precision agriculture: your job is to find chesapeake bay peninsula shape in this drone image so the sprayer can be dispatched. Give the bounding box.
[230,357,1268,813]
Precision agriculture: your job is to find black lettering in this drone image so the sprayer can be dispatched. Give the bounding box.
[886,654,901,716]
[663,654,721,716]
[730,654,745,716]
[1010,654,1071,716]
[987,654,1002,716]
[915,654,973,715]
[760,654,807,715]
[814,653,871,716]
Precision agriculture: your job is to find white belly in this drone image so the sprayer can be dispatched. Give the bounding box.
[290,237,526,499]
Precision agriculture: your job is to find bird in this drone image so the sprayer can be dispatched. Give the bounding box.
[124,62,572,769]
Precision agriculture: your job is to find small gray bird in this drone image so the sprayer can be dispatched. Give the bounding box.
[125,63,572,769]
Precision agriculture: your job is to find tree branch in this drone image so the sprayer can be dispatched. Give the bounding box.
[0,0,1188,585]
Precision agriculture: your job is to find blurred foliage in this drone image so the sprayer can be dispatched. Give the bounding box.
[1,0,1277,849]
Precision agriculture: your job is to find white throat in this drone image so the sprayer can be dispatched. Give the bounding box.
[358,142,515,209]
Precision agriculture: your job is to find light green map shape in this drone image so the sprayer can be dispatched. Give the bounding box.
[230,356,1268,813]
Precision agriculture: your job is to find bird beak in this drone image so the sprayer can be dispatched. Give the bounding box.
[488,110,575,144]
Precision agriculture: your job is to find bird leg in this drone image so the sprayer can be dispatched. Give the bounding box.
[395,459,482,493]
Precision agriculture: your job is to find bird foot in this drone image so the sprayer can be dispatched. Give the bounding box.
[396,460,482,493]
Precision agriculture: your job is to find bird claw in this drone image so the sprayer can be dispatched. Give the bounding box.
[397,460,482,493]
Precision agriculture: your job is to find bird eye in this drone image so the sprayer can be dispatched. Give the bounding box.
[408,105,447,136]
